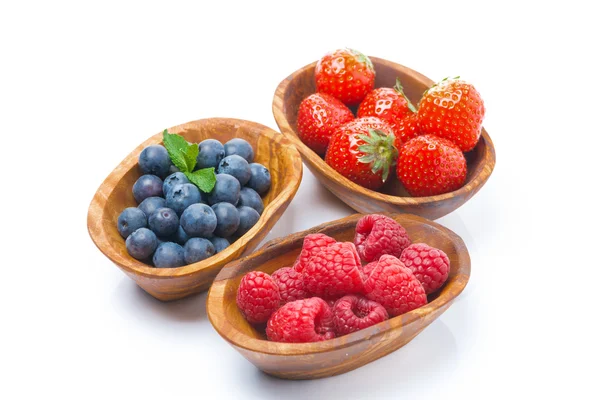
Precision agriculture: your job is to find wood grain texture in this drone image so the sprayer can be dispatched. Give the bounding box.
[272,57,496,219]
[206,213,470,379]
[87,118,303,301]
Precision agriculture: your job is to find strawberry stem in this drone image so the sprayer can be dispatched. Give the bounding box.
[357,129,398,182]
[394,78,417,113]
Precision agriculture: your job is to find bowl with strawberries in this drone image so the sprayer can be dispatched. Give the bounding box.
[273,49,495,219]
[207,213,470,379]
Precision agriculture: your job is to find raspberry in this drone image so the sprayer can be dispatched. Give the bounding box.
[303,242,365,298]
[400,243,450,294]
[266,297,335,343]
[363,255,427,317]
[332,295,389,336]
[293,233,337,274]
[236,271,280,324]
[354,214,412,262]
[271,267,307,305]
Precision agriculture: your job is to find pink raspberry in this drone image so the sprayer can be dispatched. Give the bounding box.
[271,267,307,305]
[332,295,389,336]
[266,297,335,343]
[293,233,337,273]
[363,255,427,317]
[236,271,280,324]
[354,214,412,262]
[303,242,365,299]
[400,243,450,294]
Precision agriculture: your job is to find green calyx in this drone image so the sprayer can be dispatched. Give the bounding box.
[394,77,417,113]
[357,129,398,182]
[347,48,375,73]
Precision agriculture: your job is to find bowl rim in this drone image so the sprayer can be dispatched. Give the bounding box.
[272,56,496,207]
[207,213,471,356]
[87,117,303,279]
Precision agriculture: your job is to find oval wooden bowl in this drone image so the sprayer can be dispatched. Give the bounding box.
[272,56,496,219]
[207,213,470,379]
[87,118,303,301]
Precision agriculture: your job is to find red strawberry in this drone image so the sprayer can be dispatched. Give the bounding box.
[325,117,397,190]
[417,77,485,152]
[397,135,467,197]
[315,48,375,106]
[394,113,422,149]
[357,78,416,128]
[297,93,354,156]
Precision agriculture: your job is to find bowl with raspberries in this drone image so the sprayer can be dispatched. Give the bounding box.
[87,118,302,301]
[272,49,496,219]
[207,213,470,379]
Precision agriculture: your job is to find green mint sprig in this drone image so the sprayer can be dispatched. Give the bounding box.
[162,129,216,193]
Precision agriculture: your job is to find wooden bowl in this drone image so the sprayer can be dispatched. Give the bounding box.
[87,118,303,301]
[272,56,496,219]
[207,213,470,379]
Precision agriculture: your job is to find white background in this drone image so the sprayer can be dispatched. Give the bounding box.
[1,1,599,398]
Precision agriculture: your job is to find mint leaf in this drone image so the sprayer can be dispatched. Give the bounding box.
[162,130,197,172]
[185,168,216,193]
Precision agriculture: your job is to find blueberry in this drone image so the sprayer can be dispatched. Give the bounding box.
[125,228,157,260]
[117,207,147,238]
[183,238,215,264]
[172,225,190,245]
[153,242,185,268]
[138,197,166,220]
[148,207,179,237]
[165,183,202,215]
[209,236,230,253]
[132,174,163,203]
[211,202,240,237]
[207,174,240,205]
[180,203,217,237]
[139,145,171,179]
[163,172,190,196]
[238,187,264,215]
[236,206,260,237]
[224,138,254,162]
[217,155,251,186]
[247,163,271,195]
[169,165,180,174]
[196,139,225,169]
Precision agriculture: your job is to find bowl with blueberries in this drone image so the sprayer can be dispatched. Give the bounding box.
[88,118,302,301]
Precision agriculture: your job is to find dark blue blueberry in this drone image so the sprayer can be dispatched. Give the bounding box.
[183,238,215,264]
[171,226,190,245]
[165,183,202,215]
[180,203,217,237]
[117,207,147,238]
[207,174,240,205]
[125,228,157,260]
[211,202,240,237]
[139,145,171,179]
[163,172,190,196]
[209,236,230,253]
[217,155,251,186]
[156,236,166,247]
[148,207,179,237]
[238,187,264,215]
[133,174,163,203]
[196,139,225,170]
[236,206,260,237]
[138,197,166,220]
[152,242,185,268]
[247,163,271,195]
[224,138,254,162]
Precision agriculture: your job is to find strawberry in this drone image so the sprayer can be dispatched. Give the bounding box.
[325,117,397,190]
[357,78,416,127]
[296,93,354,156]
[393,113,422,149]
[417,77,485,152]
[397,135,467,196]
[315,48,375,106]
